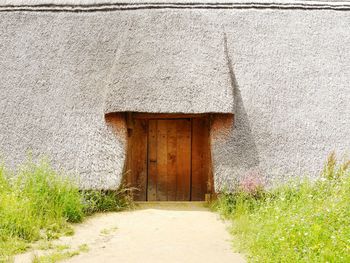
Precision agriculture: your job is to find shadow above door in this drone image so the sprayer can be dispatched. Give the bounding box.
[125,113,213,201]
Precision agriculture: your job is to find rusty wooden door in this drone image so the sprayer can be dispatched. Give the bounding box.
[147,119,191,201]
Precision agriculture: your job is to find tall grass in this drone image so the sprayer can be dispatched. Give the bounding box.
[0,160,132,260]
[214,153,350,262]
[82,187,133,216]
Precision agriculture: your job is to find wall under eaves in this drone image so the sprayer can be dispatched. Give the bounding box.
[0,1,349,190]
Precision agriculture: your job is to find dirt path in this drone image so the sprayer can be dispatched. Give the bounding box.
[15,202,245,263]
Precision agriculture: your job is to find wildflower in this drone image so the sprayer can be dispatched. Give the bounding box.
[239,169,265,197]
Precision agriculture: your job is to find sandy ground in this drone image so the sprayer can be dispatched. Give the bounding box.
[15,202,245,263]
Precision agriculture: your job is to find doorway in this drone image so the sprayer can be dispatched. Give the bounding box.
[125,113,213,201]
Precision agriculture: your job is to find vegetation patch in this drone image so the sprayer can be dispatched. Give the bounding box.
[82,188,132,216]
[213,153,350,263]
[32,250,80,263]
[32,243,89,263]
[100,226,118,236]
[0,160,132,261]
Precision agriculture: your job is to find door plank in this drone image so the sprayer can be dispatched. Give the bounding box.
[147,120,158,201]
[176,119,191,201]
[130,119,148,201]
[167,120,177,201]
[156,120,168,201]
[191,117,210,201]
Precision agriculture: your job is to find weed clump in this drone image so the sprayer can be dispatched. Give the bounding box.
[81,187,133,216]
[0,160,132,261]
[213,153,350,263]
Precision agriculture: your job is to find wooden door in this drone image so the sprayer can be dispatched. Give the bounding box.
[147,119,191,201]
[124,113,212,201]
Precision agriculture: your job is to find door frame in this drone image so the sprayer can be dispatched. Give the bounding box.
[125,112,213,201]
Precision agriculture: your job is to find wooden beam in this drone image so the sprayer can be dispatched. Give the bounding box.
[132,113,209,119]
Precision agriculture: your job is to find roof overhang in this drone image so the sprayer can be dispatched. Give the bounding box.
[103,13,234,114]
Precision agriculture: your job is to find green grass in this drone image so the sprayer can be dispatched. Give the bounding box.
[213,154,350,263]
[100,226,118,236]
[82,188,133,216]
[32,250,80,263]
[0,159,132,261]
[31,243,88,263]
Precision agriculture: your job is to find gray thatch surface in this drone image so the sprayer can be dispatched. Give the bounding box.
[0,7,349,189]
[104,12,233,114]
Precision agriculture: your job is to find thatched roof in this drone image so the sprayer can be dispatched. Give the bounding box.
[0,0,349,189]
